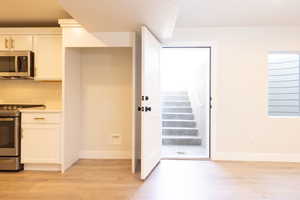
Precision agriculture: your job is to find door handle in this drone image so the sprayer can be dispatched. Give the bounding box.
[138,106,152,112]
[5,38,8,49]
[10,39,14,49]
[33,117,45,120]
[141,96,149,101]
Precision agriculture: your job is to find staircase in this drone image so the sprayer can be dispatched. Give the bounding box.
[161,91,201,146]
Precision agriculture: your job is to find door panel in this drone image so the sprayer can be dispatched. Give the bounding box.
[140,26,161,180]
[10,36,33,51]
[21,125,60,164]
[33,35,62,80]
[0,36,10,50]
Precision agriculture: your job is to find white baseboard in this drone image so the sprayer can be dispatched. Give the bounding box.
[62,156,79,173]
[24,164,61,171]
[213,152,300,163]
[79,150,131,159]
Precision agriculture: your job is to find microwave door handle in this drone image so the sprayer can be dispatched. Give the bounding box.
[15,56,18,73]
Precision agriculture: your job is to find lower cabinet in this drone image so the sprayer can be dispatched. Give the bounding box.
[21,112,61,164]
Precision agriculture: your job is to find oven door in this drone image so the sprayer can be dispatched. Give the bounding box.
[0,117,19,156]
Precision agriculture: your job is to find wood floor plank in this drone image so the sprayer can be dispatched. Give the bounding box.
[1,159,300,200]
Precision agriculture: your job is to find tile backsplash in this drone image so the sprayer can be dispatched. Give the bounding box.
[0,80,62,109]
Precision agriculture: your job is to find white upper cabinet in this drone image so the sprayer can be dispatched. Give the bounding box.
[9,35,33,50]
[0,35,33,50]
[33,35,62,81]
[0,28,62,81]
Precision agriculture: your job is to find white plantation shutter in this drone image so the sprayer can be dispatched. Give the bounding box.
[268,53,300,116]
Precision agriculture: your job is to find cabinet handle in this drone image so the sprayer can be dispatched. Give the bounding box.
[5,38,8,49]
[10,39,14,49]
[34,117,45,120]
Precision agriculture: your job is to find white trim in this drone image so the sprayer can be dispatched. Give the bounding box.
[34,78,62,81]
[62,156,79,173]
[79,150,131,159]
[24,164,61,171]
[22,159,60,164]
[131,32,137,173]
[162,41,217,48]
[0,27,61,35]
[162,41,219,160]
[58,19,82,28]
[61,47,66,173]
[213,152,300,163]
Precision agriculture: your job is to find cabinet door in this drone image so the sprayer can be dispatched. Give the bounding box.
[21,124,60,164]
[10,36,33,50]
[33,35,62,81]
[0,36,11,50]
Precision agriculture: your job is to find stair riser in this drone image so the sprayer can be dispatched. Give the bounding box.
[162,96,189,101]
[163,120,196,128]
[162,138,202,145]
[162,101,191,107]
[162,128,198,136]
[162,107,192,113]
[162,113,194,120]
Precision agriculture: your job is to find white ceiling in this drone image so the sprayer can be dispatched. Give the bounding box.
[0,0,71,27]
[1,0,300,38]
[176,0,300,27]
[58,0,179,39]
[58,0,300,39]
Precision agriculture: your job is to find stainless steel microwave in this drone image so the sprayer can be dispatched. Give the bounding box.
[0,51,34,79]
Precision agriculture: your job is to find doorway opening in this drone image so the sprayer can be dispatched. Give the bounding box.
[160,47,211,159]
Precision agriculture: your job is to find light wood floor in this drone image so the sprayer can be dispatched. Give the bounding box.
[1,159,300,200]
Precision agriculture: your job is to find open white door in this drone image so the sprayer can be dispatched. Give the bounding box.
[140,26,162,180]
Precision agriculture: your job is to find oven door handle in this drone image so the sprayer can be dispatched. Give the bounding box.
[0,118,14,121]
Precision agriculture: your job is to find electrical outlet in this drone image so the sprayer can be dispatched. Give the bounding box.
[111,134,121,145]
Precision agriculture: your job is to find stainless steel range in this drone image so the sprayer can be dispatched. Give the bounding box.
[0,104,45,171]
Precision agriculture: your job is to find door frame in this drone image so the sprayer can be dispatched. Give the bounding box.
[161,41,218,160]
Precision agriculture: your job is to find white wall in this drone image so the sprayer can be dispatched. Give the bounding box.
[170,26,300,162]
[79,48,132,159]
[186,50,210,152]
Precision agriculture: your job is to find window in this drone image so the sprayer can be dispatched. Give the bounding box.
[268,52,300,116]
